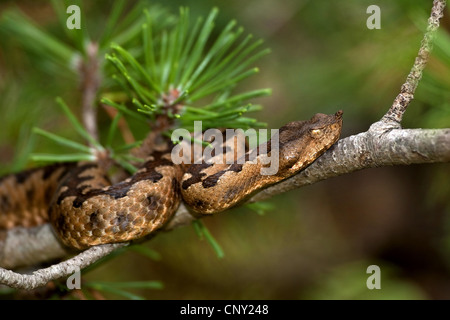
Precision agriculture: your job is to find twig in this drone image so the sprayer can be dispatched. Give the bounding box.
[382,0,447,125]
[0,243,126,290]
[79,42,101,142]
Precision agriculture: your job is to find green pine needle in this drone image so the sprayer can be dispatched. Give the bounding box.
[193,220,225,259]
[106,112,122,148]
[55,97,104,151]
[129,244,162,261]
[30,153,95,163]
[85,281,163,300]
[32,127,93,153]
[111,156,138,174]
[245,202,276,216]
[101,98,147,122]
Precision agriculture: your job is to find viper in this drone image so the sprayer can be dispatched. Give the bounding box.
[0,111,343,250]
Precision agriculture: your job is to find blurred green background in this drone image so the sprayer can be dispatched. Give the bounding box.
[0,0,450,299]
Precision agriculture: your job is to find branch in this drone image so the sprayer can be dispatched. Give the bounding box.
[0,243,126,290]
[0,225,68,269]
[382,0,447,125]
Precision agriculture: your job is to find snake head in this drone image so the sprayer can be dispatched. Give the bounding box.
[275,110,343,176]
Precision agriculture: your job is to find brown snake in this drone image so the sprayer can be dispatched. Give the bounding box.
[0,111,342,249]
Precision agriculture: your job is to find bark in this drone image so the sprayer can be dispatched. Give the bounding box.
[0,243,126,290]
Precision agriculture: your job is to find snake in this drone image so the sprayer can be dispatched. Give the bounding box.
[0,111,342,250]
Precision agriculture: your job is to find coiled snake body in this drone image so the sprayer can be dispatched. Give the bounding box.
[0,111,342,249]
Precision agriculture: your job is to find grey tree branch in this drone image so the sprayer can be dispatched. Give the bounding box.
[0,0,448,290]
[382,0,446,125]
[0,243,126,290]
[0,225,68,270]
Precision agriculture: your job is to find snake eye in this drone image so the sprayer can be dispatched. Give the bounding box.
[310,129,322,137]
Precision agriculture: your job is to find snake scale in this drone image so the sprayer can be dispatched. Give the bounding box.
[0,111,342,249]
